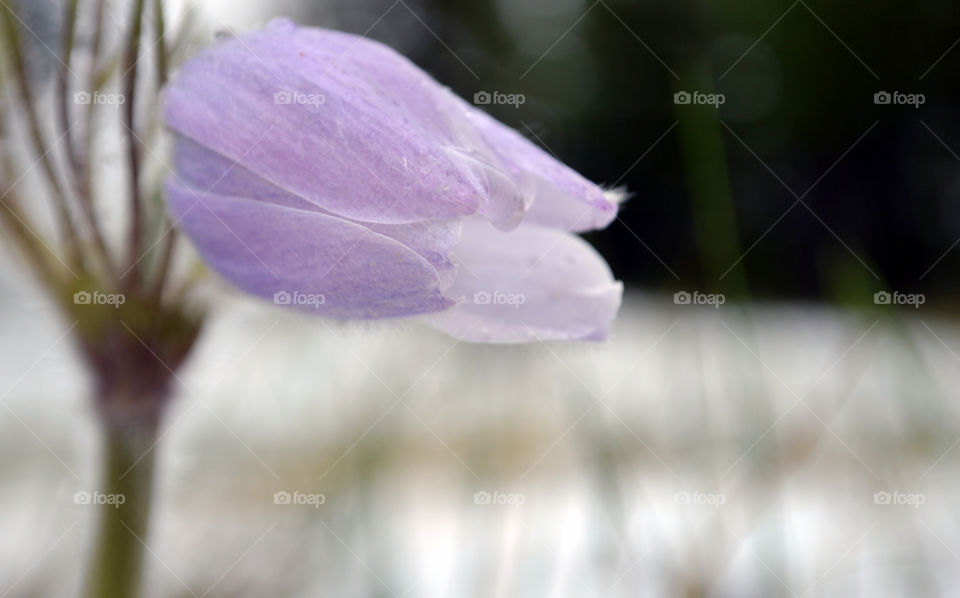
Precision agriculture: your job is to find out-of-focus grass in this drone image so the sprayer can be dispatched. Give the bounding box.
[1,269,958,597]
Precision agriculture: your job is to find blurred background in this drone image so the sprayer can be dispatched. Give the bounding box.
[2,0,960,596]
[259,0,960,307]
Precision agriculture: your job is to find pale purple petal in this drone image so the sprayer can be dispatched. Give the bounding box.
[171,133,463,283]
[166,180,453,318]
[465,108,619,232]
[164,20,525,228]
[286,23,527,229]
[171,134,315,210]
[427,218,622,343]
[366,219,462,289]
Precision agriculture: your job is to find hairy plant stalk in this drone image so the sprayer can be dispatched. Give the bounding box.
[57,0,116,281]
[0,3,82,268]
[122,0,147,283]
[57,0,80,176]
[0,196,68,298]
[1,3,204,597]
[78,0,107,201]
[148,0,178,303]
[154,0,168,86]
[0,46,69,298]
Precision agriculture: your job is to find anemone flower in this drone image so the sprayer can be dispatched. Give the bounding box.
[164,19,623,342]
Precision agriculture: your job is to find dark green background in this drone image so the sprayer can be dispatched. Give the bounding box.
[293,0,960,308]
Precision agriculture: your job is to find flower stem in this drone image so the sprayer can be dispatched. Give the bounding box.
[83,409,160,598]
[122,0,147,284]
[75,296,200,598]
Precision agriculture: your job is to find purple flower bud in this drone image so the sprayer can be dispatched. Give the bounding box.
[164,19,623,343]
